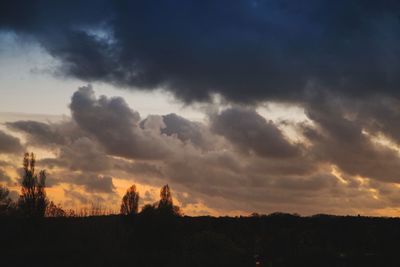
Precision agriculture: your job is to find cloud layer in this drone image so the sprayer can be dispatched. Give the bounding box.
[1,0,400,103]
[4,86,400,215]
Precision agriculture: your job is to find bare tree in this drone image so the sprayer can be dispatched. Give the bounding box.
[120,185,140,215]
[45,201,66,217]
[0,184,12,215]
[18,153,48,217]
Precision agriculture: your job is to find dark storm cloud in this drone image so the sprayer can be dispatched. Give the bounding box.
[211,107,300,158]
[2,0,400,102]
[0,130,23,154]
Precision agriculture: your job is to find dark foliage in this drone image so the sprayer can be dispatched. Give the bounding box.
[155,184,182,217]
[120,185,139,215]
[140,203,158,216]
[17,153,48,217]
[2,214,400,266]
[0,184,13,215]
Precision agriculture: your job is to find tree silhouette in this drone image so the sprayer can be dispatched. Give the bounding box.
[120,185,140,215]
[140,203,157,216]
[45,201,66,217]
[18,153,48,217]
[0,184,12,215]
[157,184,182,216]
[158,184,173,209]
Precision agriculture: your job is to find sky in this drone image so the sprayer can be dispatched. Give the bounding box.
[1,0,400,216]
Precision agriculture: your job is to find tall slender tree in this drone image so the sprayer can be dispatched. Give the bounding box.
[18,153,48,217]
[157,184,181,216]
[158,184,173,210]
[120,185,140,215]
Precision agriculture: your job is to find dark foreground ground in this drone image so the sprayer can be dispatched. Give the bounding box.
[1,213,400,267]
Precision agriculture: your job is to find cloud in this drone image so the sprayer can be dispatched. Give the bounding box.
[75,174,115,193]
[56,171,116,194]
[40,137,112,172]
[211,107,300,158]
[7,86,400,215]
[63,186,111,207]
[0,130,23,154]
[141,190,156,204]
[161,113,223,151]
[302,93,400,183]
[6,120,75,147]
[70,85,178,160]
[1,1,400,103]
[63,187,92,206]
[0,168,13,186]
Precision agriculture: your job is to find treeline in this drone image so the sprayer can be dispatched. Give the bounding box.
[0,153,182,218]
[4,155,400,266]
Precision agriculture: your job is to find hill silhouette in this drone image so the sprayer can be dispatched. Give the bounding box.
[1,213,400,267]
